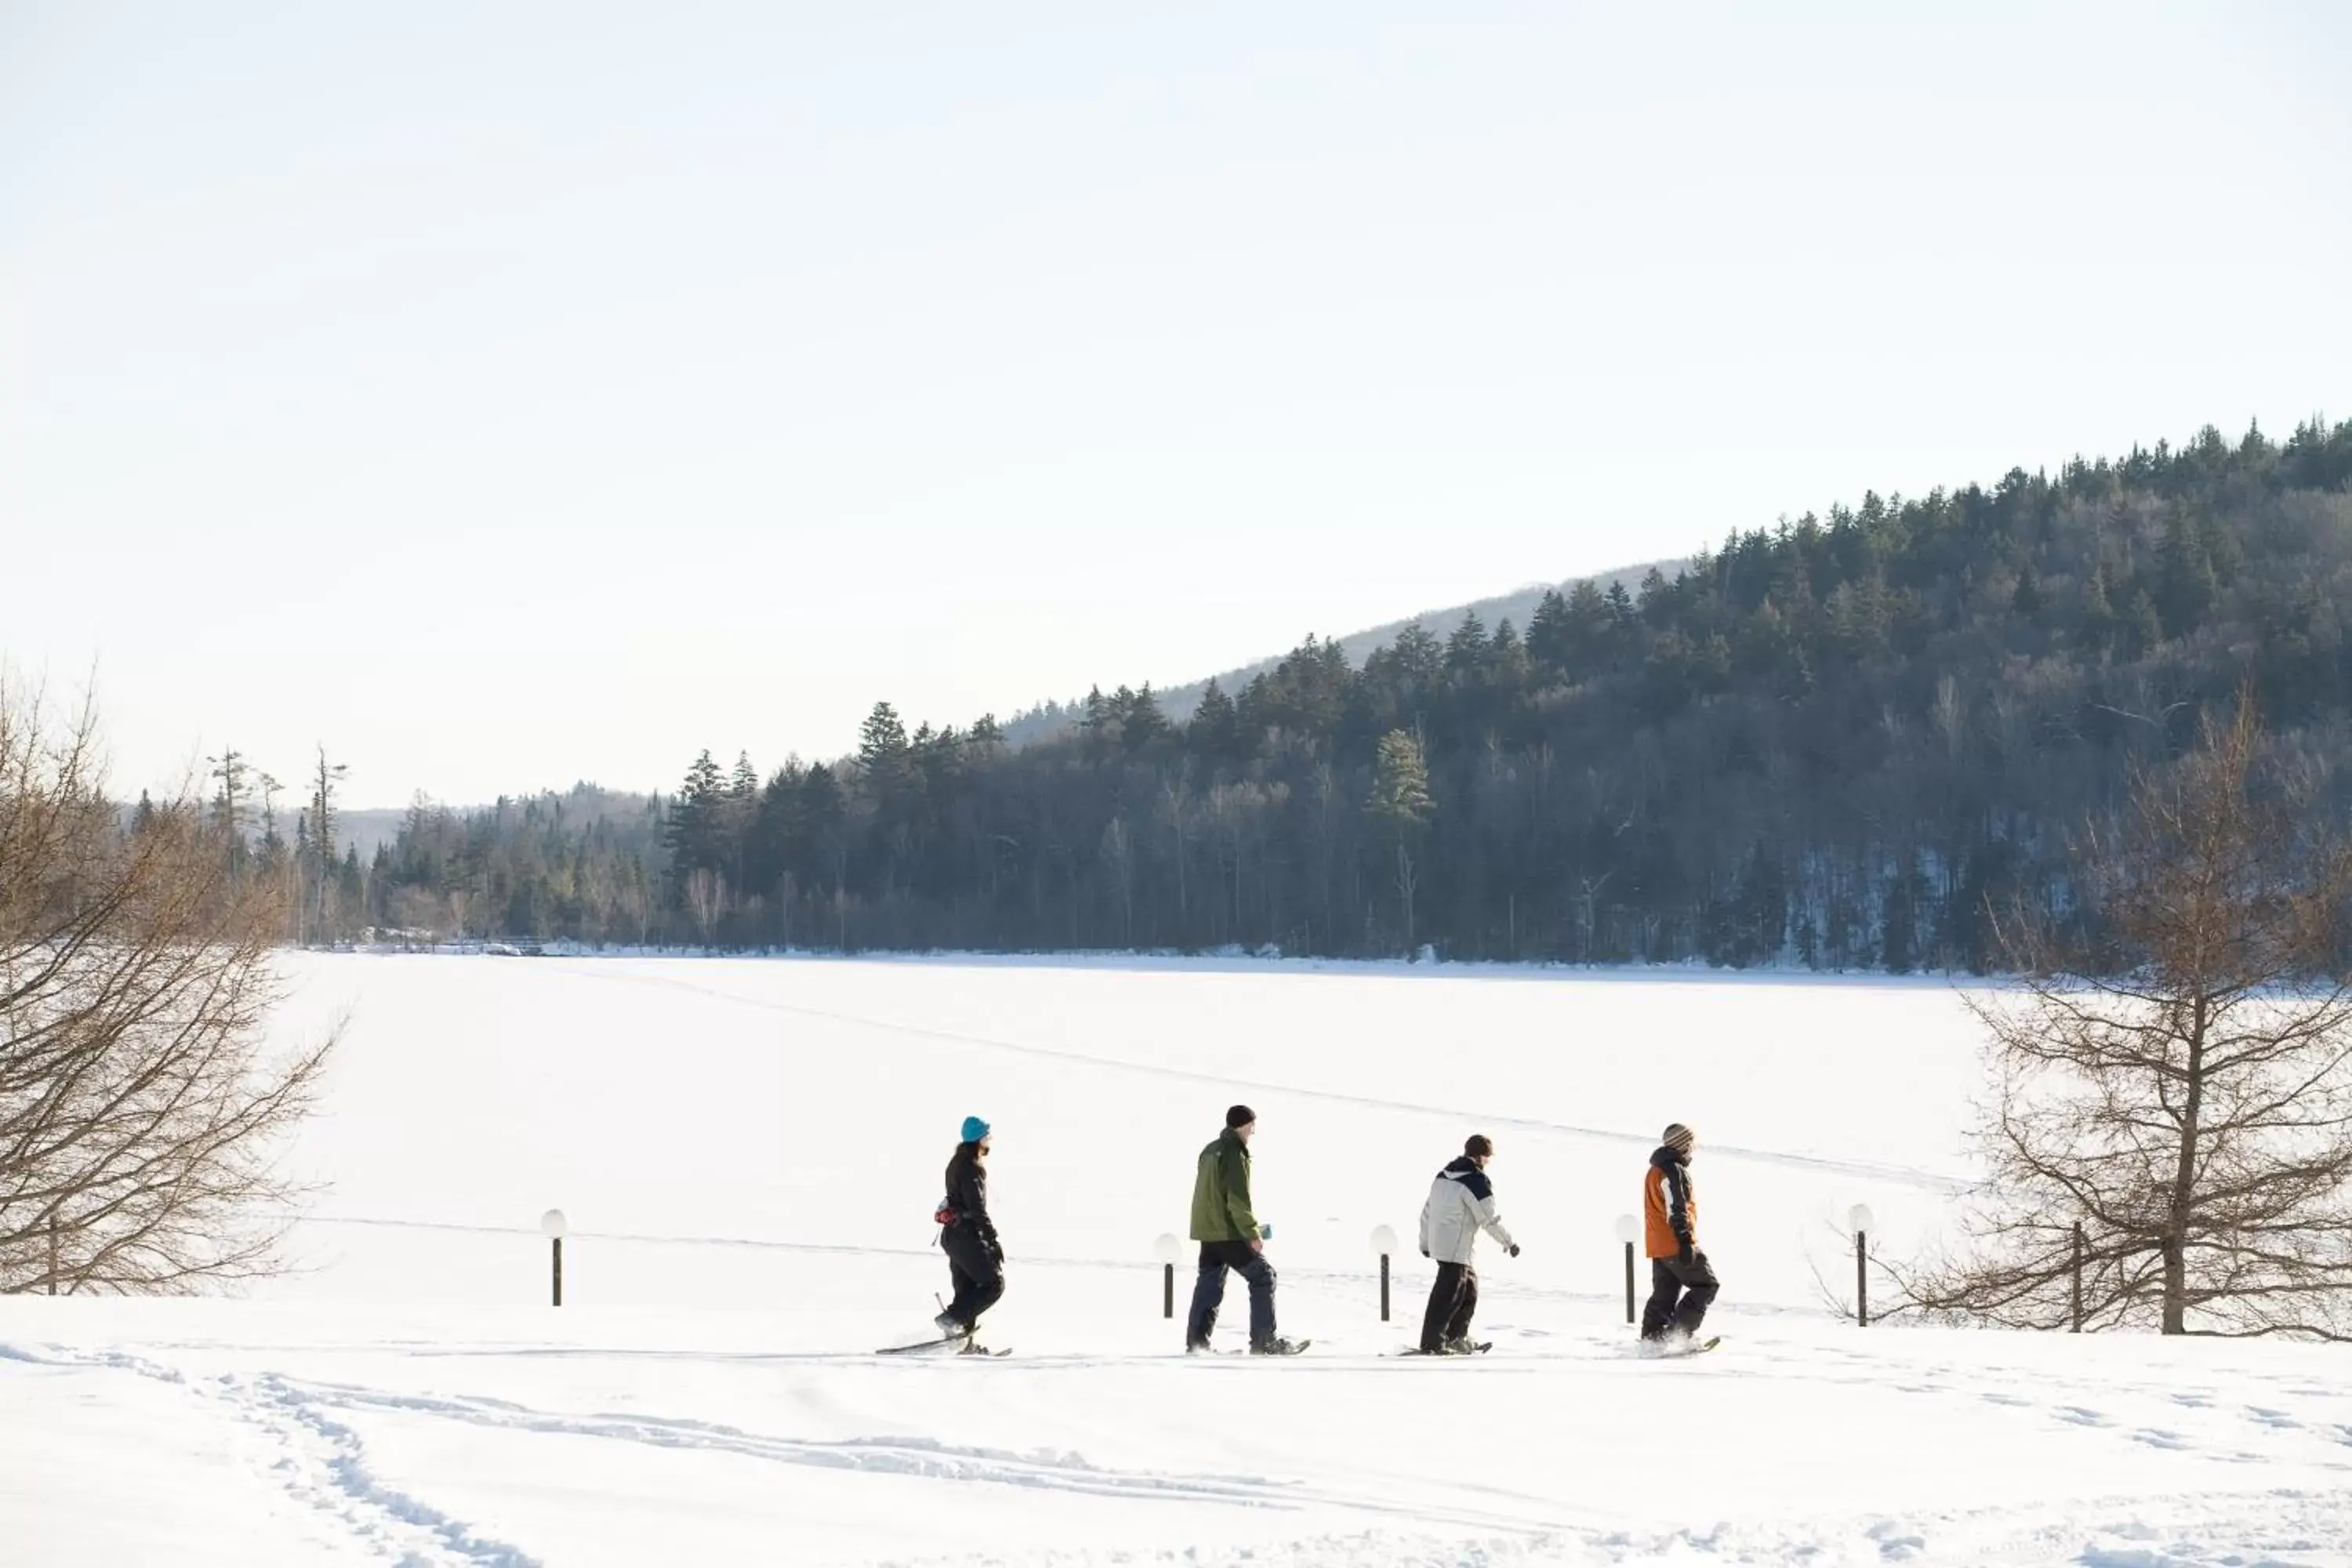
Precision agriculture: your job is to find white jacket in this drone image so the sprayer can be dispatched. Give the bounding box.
[1419,1157,1515,1265]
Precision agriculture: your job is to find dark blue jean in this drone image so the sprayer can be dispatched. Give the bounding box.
[1186,1240,1276,1347]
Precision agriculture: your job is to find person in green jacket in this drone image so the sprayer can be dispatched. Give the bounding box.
[1185,1105,1301,1354]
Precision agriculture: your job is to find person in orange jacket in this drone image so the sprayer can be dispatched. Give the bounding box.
[1641,1122,1718,1342]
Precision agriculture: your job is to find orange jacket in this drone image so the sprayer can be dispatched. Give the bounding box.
[1643,1148,1697,1258]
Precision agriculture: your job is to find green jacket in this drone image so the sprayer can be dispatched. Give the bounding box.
[1189,1129,1260,1243]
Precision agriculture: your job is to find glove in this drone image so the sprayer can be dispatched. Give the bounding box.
[1507,1244,1520,1258]
[1420,1248,1431,1258]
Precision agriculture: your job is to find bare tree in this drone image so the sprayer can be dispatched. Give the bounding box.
[685,866,725,946]
[1,689,332,1294]
[1160,772,1193,930]
[1100,817,1134,946]
[1907,695,2352,1337]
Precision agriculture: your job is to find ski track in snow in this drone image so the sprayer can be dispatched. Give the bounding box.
[5,1339,1571,1538]
[5,1342,540,1567]
[11,1331,2352,1566]
[560,963,1969,1192]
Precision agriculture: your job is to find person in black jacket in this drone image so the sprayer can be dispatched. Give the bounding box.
[935,1115,1004,1338]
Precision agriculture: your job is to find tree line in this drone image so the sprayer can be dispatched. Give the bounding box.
[315,417,2350,971]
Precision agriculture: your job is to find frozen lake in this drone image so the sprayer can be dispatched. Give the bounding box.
[6,955,2347,1567]
[268,953,1987,1311]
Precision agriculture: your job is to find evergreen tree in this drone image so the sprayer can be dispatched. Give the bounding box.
[1125,684,1171,749]
[1077,686,1113,760]
[1368,728,1436,953]
[2012,562,2042,618]
[665,750,726,885]
[859,701,914,797]
[1189,679,1242,760]
[307,746,347,861]
[1388,620,1443,689]
[2156,513,2218,637]
[1443,612,1490,678]
[208,747,252,871]
[1527,589,1573,677]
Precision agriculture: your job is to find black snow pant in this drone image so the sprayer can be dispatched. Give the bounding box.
[1186,1240,1276,1348]
[942,1225,1004,1331]
[1641,1251,1719,1341]
[1419,1261,1479,1352]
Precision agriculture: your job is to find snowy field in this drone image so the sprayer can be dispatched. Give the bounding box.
[5,955,2350,1566]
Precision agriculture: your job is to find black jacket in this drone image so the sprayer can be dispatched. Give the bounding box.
[942,1142,1000,1252]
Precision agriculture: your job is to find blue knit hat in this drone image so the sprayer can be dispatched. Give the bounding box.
[961,1115,992,1145]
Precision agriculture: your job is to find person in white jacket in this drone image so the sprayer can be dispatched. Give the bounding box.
[1417,1134,1519,1354]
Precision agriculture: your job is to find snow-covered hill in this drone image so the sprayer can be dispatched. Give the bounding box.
[5,956,2347,1566]
[997,555,1684,746]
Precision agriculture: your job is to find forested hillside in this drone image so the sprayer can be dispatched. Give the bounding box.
[353,419,2352,971]
[995,555,1683,747]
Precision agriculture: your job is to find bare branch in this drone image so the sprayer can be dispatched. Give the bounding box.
[1,684,333,1294]
[1908,690,2352,1338]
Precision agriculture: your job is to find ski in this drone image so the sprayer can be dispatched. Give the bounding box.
[876,1335,969,1356]
[877,1334,1011,1357]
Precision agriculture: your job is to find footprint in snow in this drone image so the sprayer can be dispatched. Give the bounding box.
[2130,1428,2189,1450]
[2056,1406,2112,1427]
[1980,1392,2031,1407]
[2169,1392,2213,1409]
[1864,1519,1926,1560]
[2245,1407,2299,1430]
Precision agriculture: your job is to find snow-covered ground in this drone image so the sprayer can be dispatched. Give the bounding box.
[5,956,2349,1566]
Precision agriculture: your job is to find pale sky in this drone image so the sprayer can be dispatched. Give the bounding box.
[4,2,2348,806]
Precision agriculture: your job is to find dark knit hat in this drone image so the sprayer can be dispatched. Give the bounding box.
[1225,1104,1258,1130]
[1662,1123,1696,1154]
[1464,1134,1494,1159]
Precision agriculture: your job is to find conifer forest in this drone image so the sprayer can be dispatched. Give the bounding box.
[267,419,2352,971]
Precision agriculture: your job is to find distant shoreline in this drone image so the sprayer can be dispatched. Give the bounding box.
[303,940,1993,989]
